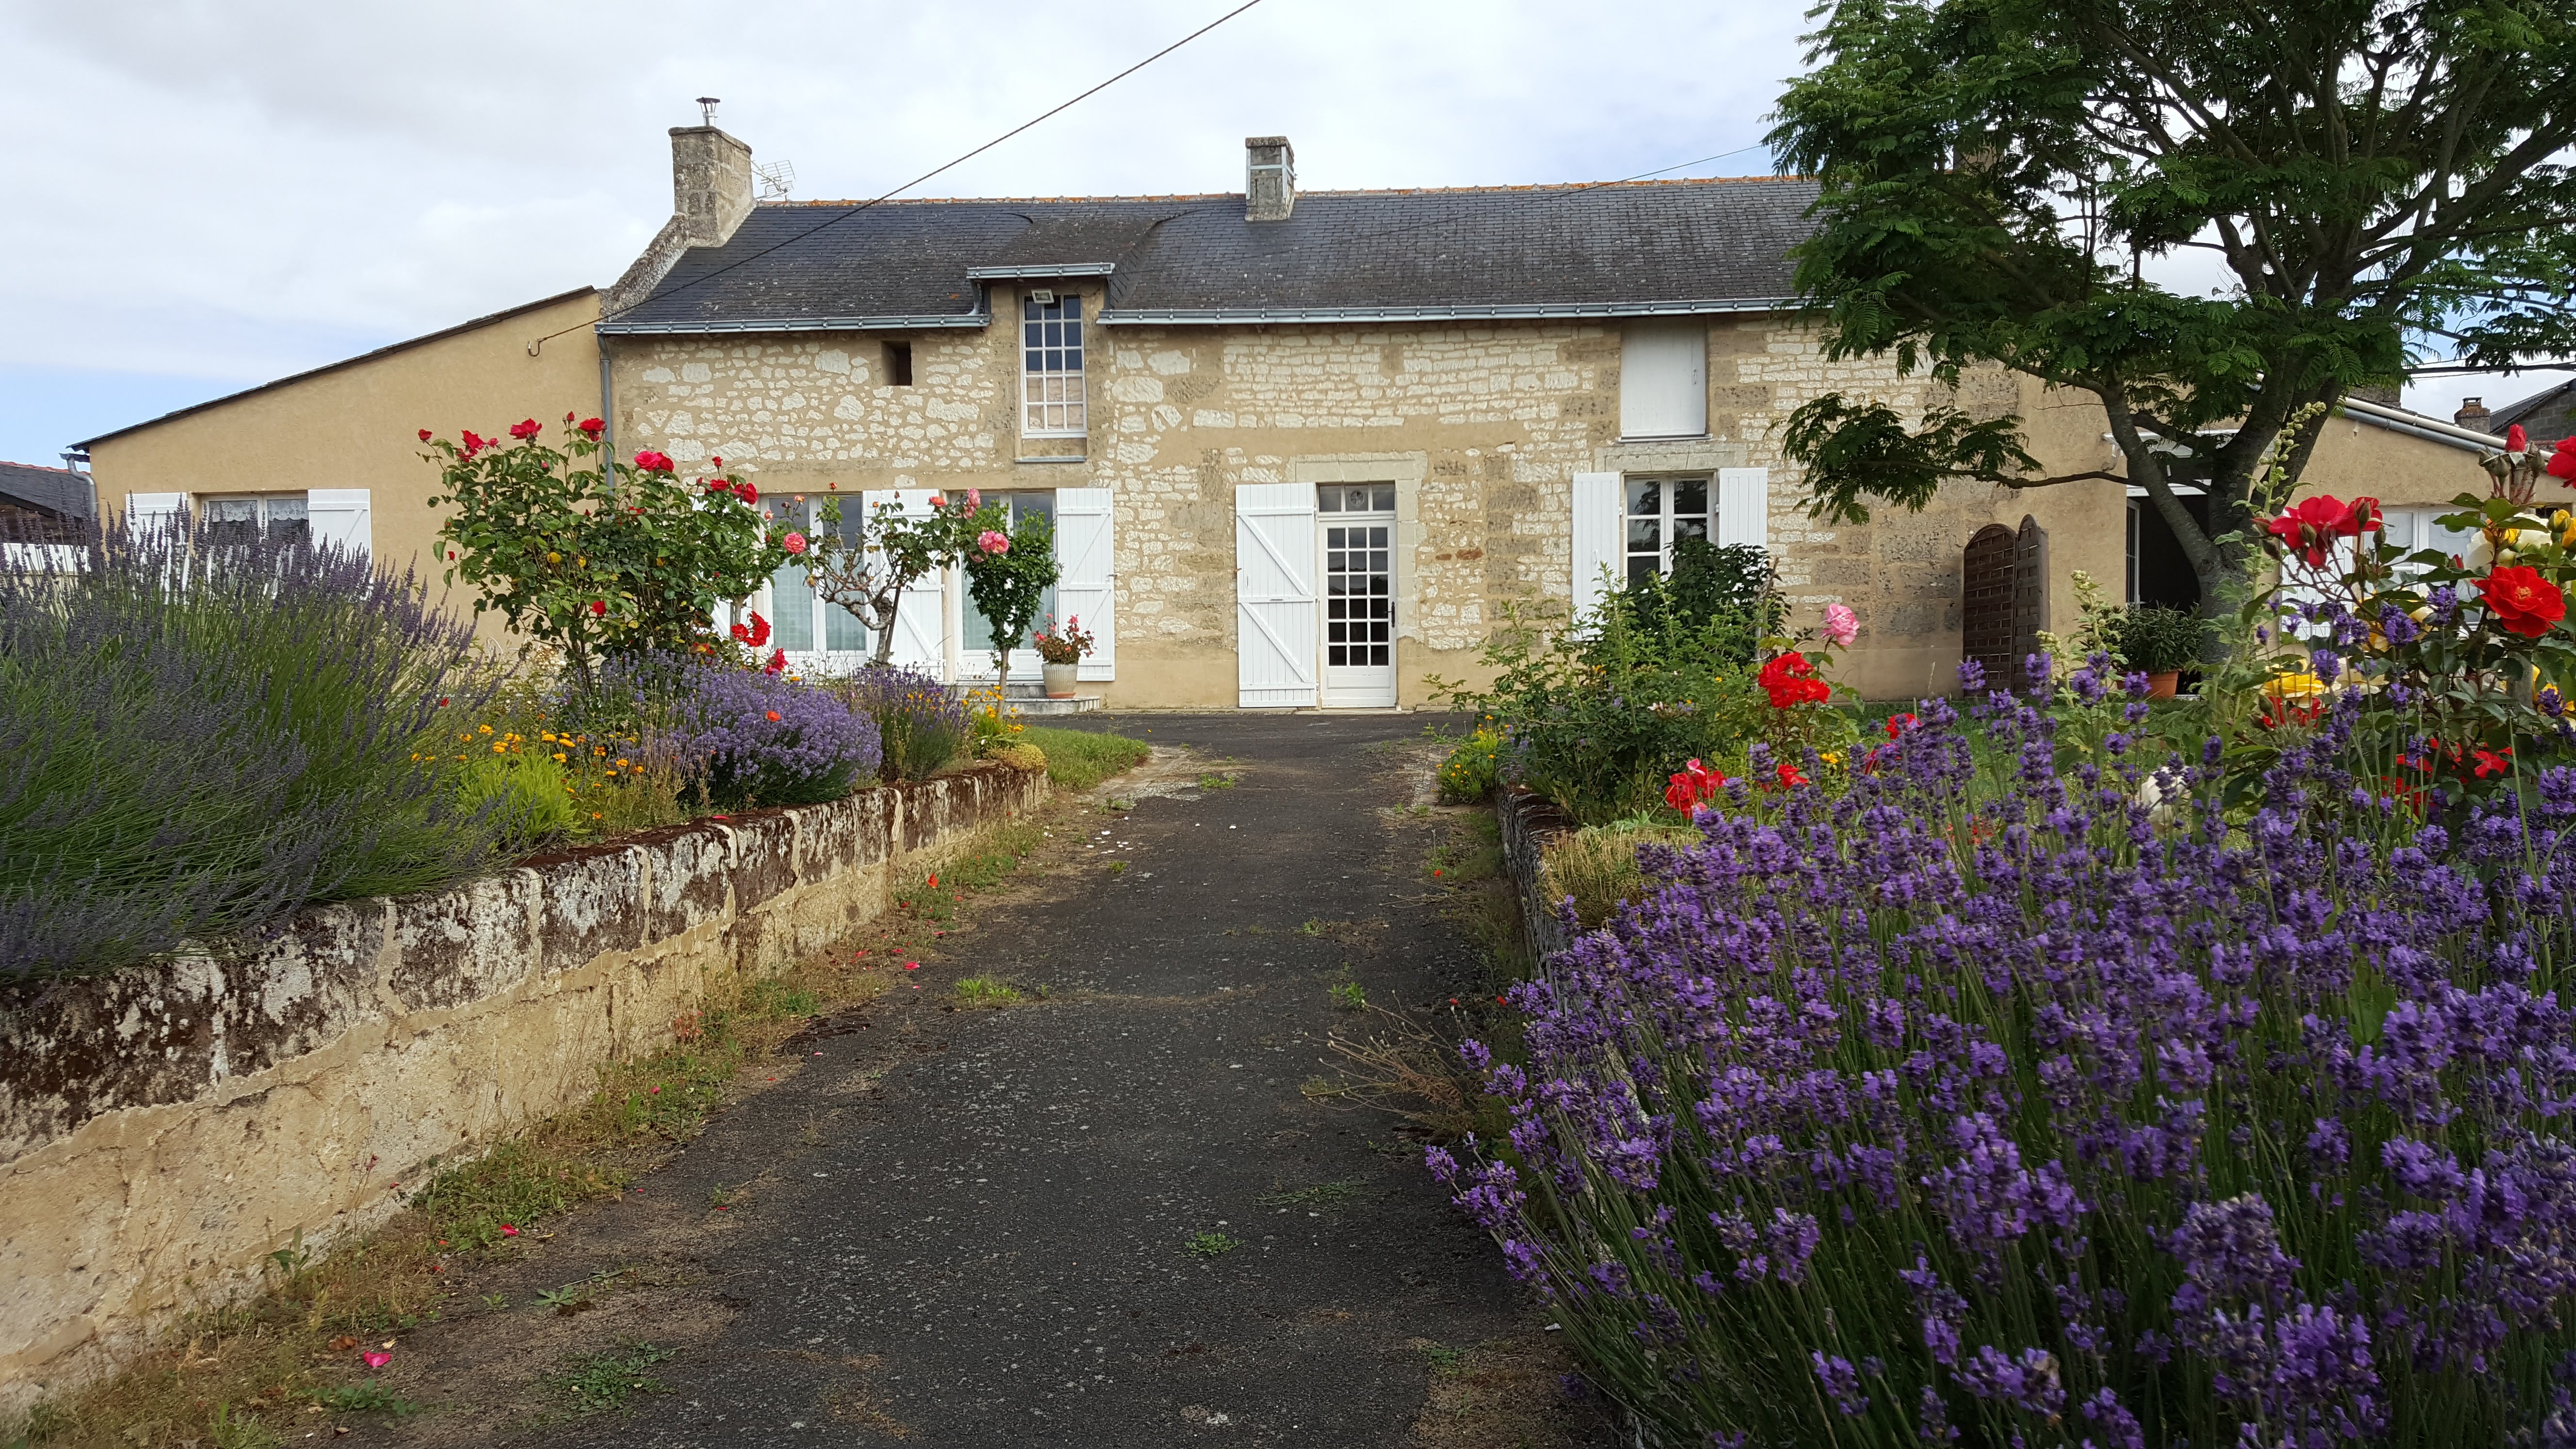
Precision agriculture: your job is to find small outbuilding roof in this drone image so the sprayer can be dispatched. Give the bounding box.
[600,176,1820,334]
[0,460,95,520]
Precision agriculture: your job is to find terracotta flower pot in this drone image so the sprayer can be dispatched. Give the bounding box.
[2147,670,2180,699]
[1042,661,1078,699]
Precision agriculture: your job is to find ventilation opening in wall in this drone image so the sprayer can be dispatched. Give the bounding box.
[884,339,914,387]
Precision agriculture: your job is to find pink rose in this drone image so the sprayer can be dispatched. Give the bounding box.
[966,488,982,508]
[783,531,807,555]
[978,529,1010,555]
[1822,603,1858,649]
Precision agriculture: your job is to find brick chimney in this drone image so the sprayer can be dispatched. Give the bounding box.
[1246,136,1294,222]
[671,126,755,247]
[2455,396,2491,430]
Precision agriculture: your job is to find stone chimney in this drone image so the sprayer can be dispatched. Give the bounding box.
[671,126,756,247]
[1246,136,1295,222]
[2455,396,2490,430]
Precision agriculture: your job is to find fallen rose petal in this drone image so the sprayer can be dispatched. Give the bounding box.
[362,1351,392,1368]
[499,1224,519,1237]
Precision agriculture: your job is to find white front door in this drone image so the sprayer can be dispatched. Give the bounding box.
[1318,483,1397,708]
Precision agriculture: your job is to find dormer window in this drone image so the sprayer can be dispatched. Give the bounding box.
[1021,292,1086,437]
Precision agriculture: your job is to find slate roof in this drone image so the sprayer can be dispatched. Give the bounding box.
[0,460,94,520]
[2493,379,2576,445]
[599,177,1819,334]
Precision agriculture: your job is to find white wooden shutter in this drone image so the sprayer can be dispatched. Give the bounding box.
[866,489,948,674]
[1053,487,1115,681]
[1619,321,1707,439]
[1570,471,1623,620]
[1235,482,1318,708]
[124,492,186,538]
[306,489,371,559]
[1717,468,1770,553]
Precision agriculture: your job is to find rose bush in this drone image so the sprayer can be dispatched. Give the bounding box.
[424,420,784,693]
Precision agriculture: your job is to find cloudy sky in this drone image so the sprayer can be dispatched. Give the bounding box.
[0,0,2538,470]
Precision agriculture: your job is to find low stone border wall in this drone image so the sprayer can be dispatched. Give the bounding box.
[0,762,1047,1413]
[1496,785,1581,967]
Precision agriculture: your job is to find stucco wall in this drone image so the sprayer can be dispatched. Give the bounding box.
[0,762,1045,1417]
[83,290,605,644]
[607,297,2141,705]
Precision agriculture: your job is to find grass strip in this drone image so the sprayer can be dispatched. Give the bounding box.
[1018,725,1151,791]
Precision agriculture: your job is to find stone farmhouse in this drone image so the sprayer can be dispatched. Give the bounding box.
[79,122,2521,706]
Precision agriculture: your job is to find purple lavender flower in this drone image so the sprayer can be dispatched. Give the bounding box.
[663,661,881,807]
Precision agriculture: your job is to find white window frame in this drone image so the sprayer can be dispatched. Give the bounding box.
[200,493,309,547]
[1021,292,1088,438]
[749,496,872,669]
[1623,475,1712,588]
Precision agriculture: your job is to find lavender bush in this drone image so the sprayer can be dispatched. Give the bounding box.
[1435,676,2576,1446]
[660,660,880,808]
[0,518,501,980]
[832,666,968,782]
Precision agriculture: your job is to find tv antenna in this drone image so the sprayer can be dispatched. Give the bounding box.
[755,160,796,202]
[696,96,721,126]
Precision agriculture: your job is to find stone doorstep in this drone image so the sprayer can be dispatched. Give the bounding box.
[1012,694,1102,715]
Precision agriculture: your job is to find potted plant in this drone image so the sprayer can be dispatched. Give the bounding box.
[2103,603,2207,697]
[1030,613,1094,699]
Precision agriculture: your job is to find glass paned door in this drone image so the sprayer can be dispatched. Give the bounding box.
[746,496,870,674]
[1625,477,1709,585]
[1319,484,1397,708]
[960,491,1059,681]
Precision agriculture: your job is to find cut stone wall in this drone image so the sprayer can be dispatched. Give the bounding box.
[606,302,2130,705]
[0,763,1046,1416]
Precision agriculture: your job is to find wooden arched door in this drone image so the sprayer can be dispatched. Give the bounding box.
[1961,516,2047,692]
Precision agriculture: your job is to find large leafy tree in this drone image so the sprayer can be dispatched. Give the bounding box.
[1771,0,2576,612]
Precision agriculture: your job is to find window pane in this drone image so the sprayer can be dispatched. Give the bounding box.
[1317,487,1340,512]
[1627,479,1661,517]
[1371,485,1395,512]
[1673,479,1708,516]
[1628,556,1661,588]
[1673,517,1709,543]
[771,563,816,651]
[1628,518,1661,552]
[823,599,869,652]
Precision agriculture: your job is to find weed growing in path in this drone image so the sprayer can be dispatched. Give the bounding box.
[955,976,1024,1006]
[316,1381,419,1417]
[1329,980,1367,1011]
[1196,770,1238,790]
[1184,1232,1241,1258]
[549,1340,674,1413]
[1256,1181,1367,1210]
[1105,859,1128,876]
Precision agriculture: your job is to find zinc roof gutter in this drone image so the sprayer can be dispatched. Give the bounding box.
[2338,395,2507,453]
[597,311,993,336]
[1095,297,1797,325]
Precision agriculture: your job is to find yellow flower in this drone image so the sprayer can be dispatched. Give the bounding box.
[547,551,561,564]
[491,742,507,753]
[478,723,493,735]
[2265,671,2326,700]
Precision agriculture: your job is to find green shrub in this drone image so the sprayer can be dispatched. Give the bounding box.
[452,748,577,853]
[2100,602,2210,675]
[1437,727,1506,802]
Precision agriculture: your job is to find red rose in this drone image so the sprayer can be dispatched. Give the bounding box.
[733,481,759,505]
[590,599,608,616]
[765,648,787,676]
[460,429,490,459]
[1757,651,1831,709]
[1883,710,1920,741]
[508,418,541,441]
[418,428,433,442]
[578,417,605,437]
[564,411,577,423]
[2477,564,2567,638]
[2507,424,2528,453]
[633,451,675,473]
[2266,495,2367,568]
[1775,762,1810,789]
[2551,438,2576,483]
